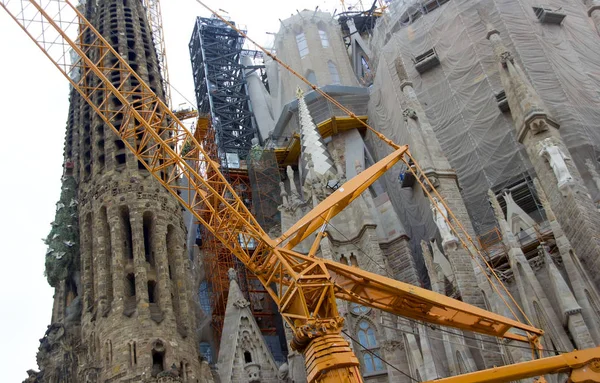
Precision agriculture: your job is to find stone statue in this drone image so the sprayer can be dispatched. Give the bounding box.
[304,157,328,204]
[538,138,573,190]
[431,197,458,251]
[279,182,289,207]
[331,147,345,181]
[585,159,600,195]
[249,138,263,162]
[228,268,238,282]
[286,166,300,199]
[278,362,290,382]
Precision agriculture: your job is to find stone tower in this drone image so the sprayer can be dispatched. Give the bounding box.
[27,1,212,382]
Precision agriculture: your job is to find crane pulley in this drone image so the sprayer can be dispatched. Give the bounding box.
[2,1,600,382]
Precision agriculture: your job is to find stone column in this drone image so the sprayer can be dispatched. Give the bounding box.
[108,206,124,314]
[488,190,579,352]
[95,208,111,317]
[173,226,192,335]
[81,212,95,314]
[486,21,600,291]
[584,0,600,36]
[543,247,594,349]
[395,55,505,369]
[534,178,600,344]
[154,224,174,316]
[131,211,150,316]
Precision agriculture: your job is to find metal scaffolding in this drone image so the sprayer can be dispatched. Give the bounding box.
[189,16,256,166]
[189,16,286,361]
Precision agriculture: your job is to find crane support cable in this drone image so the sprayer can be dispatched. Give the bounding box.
[191,0,400,151]
[0,0,544,342]
[3,0,576,368]
[420,347,600,383]
[403,151,536,330]
[189,0,533,331]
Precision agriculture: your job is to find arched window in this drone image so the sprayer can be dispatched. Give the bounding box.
[306,70,318,88]
[318,27,329,48]
[328,61,340,85]
[296,32,309,58]
[357,320,385,374]
[339,254,348,265]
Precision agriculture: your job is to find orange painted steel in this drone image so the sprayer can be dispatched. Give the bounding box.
[3,1,600,382]
[142,0,171,107]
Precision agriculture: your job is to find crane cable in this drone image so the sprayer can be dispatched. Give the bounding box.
[189,0,535,333]
[328,218,570,357]
[341,329,420,382]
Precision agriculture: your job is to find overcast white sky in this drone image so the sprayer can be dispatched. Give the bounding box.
[0,0,342,380]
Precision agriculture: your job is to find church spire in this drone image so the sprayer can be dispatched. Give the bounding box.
[217,269,279,383]
[296,87,336,181]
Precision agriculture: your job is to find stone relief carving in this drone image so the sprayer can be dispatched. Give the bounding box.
[529,119,549,135]
[431,197,459,251]
[538,138,574,191]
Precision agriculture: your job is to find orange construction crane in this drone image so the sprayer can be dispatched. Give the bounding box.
[2,1,600,382]
[141,0,171,107]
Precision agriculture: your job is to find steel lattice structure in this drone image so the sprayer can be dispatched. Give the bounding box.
[189,16,256,166]
[4,1,600,382]
[141,0,170,107]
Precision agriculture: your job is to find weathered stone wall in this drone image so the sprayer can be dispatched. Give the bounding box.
[30,1,209,381]
[269,10,360,115]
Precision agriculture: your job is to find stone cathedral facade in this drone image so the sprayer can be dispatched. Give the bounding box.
[25,1,212,382]
[24,1,600,383]
[240,3,600,383]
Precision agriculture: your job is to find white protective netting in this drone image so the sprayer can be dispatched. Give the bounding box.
[365,0,600,279]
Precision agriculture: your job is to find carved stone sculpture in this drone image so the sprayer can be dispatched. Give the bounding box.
[431,197,459,251]
[538,138,573,190]
[277,362,290,382]
[585,159,600,197]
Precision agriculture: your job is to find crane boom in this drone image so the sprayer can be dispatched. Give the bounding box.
[141,0,171,107]
[2,1,600,382]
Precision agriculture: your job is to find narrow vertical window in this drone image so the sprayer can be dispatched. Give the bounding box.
[143,212,154,266]
[328,61,341,85]
[296,32,309,58]
[148,280,158,304]
[120,206,134,260]
[357,320,385,373]
[319,29,329,48]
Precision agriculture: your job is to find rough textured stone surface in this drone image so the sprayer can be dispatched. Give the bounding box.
[28,2,211,382]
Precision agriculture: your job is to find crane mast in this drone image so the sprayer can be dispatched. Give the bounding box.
[2,1,600,382]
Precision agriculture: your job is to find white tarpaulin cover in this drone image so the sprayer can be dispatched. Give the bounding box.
[365,0,600,278]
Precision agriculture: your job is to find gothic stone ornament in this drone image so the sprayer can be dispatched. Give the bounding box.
[500,51,514,68]
[403,108,418,121]
[538,138,574,193]
[431,197,459,251]
[529,119,550,135]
